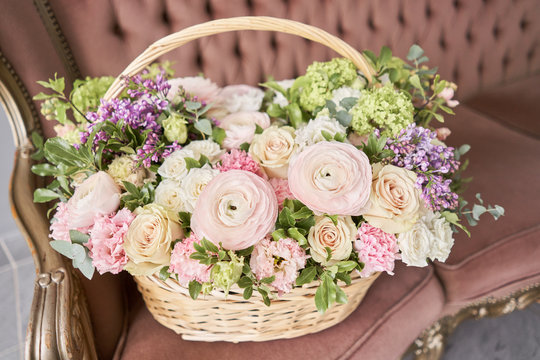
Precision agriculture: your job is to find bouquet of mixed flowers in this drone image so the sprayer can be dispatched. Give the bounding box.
[32,44,503,313]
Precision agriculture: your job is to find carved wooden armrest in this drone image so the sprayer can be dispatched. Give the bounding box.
[1,55,98,359]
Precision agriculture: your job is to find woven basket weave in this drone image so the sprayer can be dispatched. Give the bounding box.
[104,16,379,343]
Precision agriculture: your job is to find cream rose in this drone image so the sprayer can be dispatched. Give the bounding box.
[423,211,454,262]
[397,218,433,267]
[308,215,356,266]
[180,164,220,212]
[220,85,265,113]
[183,139,224,163]
[219,111,271,149]
[363,163,423,234]
[67,171,121,228]
[191,170,278,250]
[249,126,297,178]
[294,116,347,150]
[124,204,184,275]
[107,155,147,188]
[154,179,186,213]
[288,141,372,216]
[157,148,196,181]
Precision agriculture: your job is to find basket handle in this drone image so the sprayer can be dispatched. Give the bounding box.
[103,16,375,100]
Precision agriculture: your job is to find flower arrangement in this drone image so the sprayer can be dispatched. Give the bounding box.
[32,45,503,313]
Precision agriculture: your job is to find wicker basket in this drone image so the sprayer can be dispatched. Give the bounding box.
[103,16,379,343]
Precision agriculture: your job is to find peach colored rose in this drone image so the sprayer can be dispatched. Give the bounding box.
[363,163,423,234]
[308,215,356,266]
[249,126,297,178]
[219,111,271,149]
[191,170,278,250]
[288,141,372,216]
[67,171,121,228]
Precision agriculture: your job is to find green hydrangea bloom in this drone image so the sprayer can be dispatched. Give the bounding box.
[299,58,358,112]
[350,83,414,136]
[211,252,244,295]
[71,76,115,123]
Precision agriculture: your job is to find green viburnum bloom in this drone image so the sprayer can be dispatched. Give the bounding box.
[299,58,358,112]
[210,252,244,295]
[350,83,414,136]
[162,113,188,144]
[71,76,115,123]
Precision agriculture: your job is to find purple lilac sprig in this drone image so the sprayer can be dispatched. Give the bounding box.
[384,124,460,211]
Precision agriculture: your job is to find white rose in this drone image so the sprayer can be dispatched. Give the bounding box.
[308,215,356,266]
[423,211,454,262]
[294,116,347,150]
[397,219,433,267]
[154,179,186,213]
[219,111,271,150]
[184,139,224,163]
[107,154,147,188]
[220,85,265,113]
[124,204,184,276]
[249,126,297,178]
[331,86,361,110]
[67,171,121,228]
[157,148,196,181]
[180,164,220,212]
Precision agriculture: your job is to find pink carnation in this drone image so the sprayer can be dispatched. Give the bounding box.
[268,178,295,209]
[214,149,265,178]
[169,233,211,286]
[354,223,400,278]
[50,202,90,242]
[250,237,309,295]
[87,208,135,275]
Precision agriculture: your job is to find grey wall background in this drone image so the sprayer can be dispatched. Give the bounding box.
[0,106,538,359]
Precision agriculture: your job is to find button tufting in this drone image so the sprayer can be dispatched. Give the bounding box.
[492,24,500,39]
[161,10,170,26]
[425,4,432,19]
[452,0,461,10]
[520,18,529,31]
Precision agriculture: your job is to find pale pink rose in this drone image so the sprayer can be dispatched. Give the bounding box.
[219,111,271,149]
[288,141,372,216]
[167,77,221,105]
[219,84,265,113]
[435,127,451,141]
[87,209,135,275]
[67,171,121,228]
[354,223,400,278]
[49,202,90,242]
[250,237,309,295]
[438,87,459,108]
[191,170,278,250]
[268,178,294,209]
[169,233,212,286]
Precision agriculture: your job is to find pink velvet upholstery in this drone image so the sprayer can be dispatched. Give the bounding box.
[118,263,444,360]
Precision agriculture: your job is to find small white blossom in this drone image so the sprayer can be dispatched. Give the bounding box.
[294,116,347,150]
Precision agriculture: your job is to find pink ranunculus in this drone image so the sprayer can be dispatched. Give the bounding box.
[49,202,90,242]
[87,208,135,275]
[191,170,278,250]
[438,87,459,108]
[219,111,271,149]
[268,178,295,209]
[67,171,121,228]
[288,141,372,216]
[354,223,400,278]
[167,77,222,104]
[250,237,309,295]
[169,233,212,286]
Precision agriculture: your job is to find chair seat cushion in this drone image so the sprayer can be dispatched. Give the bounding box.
[433,105,540,304]
[464,74,540,139]
[117,263,443,360]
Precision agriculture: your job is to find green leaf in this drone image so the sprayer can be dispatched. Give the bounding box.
[407,44,424,61]
[260,80,287,96]
[261,275,275,284]
[31,163,59,176]
[76,254,94,280]
[272,228,287,241]
[472,204,487,220]
[34,188,60,203]
[259,289,271,307]
[335,285,348,304]
[69,230,90,244]
[266,103,286,118]
[433,113,444,122]
[287,227,307,246]
[325,100,337,115]
[184,157,201,170]
[194,119,213,136]
[255,124,264,135]
[335,272,352,285]
[185,101,202,111]
[409,74,425,98]
[335,110,352,127]
[236,246,254,257]
[315,281,329,313]
[122,181,140,196]
[159,266,171,281]
[32,132,44,149]
[416,55,429,64]
[188,280,203,300]
[178,212,191,229]
[239,142,250,152]
[199,154,210,167]
[212,127,227,146]
[243,286,253,300]
[44,137,88,168]
[326,214,338,226]
[286,102,304,128]
[325,247,333,262]
[335,261,358,272]
[339,97,358,111]
[278,207,295,228]
[296,266,317,286]
[50,240,75,258]
[379,46,392,65]
[237,276,253,288]
[321,130,334,141]
[459,144,471,156]
[201,238,219,253]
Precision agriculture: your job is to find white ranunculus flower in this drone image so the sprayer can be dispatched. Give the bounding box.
[294,116,347,149]
[154,179,186,213]
[180,164,220,212]
[308,215,356,266]
[220,85,265,113]
[107,154,147,188]
[183,139,224,164]
[331,86,361,110]
[157,149,196,181]
[219,111,271,150]
[423,211,454,262]
[397,219,433,267]
[249,126,297,178]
